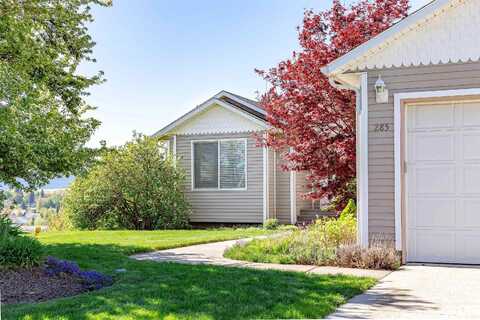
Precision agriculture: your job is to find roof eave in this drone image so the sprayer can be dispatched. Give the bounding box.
[322,0,452,77]
[153,97,267,137]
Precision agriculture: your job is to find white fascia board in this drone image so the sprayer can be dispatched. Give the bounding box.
[321,0,453,76]
[215,91,266,116]
[154,98,267,137]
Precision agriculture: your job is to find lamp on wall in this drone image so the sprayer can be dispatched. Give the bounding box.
[375,75,388,103]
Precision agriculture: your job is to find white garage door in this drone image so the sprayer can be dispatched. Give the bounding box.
[407,101,480,264]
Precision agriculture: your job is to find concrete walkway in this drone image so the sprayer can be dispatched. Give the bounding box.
[329,264,480,319]
[131,238,390,279]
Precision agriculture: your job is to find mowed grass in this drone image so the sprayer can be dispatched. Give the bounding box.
[3,229,376,320]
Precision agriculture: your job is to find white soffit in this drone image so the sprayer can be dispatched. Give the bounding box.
[173,102,265,135]
[323,0,480,76]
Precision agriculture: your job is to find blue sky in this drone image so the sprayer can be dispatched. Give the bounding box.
[82,0,431,146]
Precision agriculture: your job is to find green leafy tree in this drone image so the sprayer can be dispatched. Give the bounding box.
[62,134,191,230]
[0,0,110,196]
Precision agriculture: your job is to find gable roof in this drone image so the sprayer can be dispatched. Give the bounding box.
[154,91,266,137]
[322,0,478,78]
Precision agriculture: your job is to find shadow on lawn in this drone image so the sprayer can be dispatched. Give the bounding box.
[5,242,376,320]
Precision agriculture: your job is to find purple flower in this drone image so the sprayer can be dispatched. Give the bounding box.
[44,256,81,276]
[78,270,113,290]
[44,256,113,290]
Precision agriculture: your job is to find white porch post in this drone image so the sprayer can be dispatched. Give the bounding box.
[262,146,269,222]
[357,73,369,247]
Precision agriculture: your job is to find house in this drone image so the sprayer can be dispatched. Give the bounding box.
[155,91,315,225]
[322,0,480,264]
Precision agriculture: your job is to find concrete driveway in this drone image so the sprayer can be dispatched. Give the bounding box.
[329,264,480,319]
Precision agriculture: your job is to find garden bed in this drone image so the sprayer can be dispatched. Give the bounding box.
[0,257,113,305]
[0,267,86,305]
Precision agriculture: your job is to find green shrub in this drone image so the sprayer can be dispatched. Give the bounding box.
[340,199,356,217]
[0,234,44,268]
[62,134,191,230]
[0,214,22,237]
[47,210,72,231]
[0,215,43,268]
[263,218,279,230]
[313,201,357,248]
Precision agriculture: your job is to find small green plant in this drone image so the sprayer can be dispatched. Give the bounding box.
[0,214,44,268]
[0,214,22,237]
[263,218,279,230]
[0,233,43,269]
[314,200,357,247]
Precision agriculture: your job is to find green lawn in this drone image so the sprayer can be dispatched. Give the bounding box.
[3,229,376,320]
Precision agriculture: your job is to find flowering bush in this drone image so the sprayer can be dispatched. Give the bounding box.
[45,257,113,289]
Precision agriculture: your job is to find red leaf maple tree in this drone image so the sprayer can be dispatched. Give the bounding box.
[257,0,409,209]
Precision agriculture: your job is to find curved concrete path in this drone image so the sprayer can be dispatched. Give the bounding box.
[131,238,389,279]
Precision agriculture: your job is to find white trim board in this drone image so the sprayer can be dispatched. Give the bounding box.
[290,170,297,224]
[262,145,269,223]
[393,88,480,251]
[358,73,369,247]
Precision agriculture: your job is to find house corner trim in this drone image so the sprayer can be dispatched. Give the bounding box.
[290,170,297,225]
[358,72,369,247]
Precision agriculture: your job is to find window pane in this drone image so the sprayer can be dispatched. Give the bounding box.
[220,140,246,189]
[193,142,218,189]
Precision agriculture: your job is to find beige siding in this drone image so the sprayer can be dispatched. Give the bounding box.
[275,155,291,224]
[295,171,312,214]
[367,61,480,240]
[176,132,263,223]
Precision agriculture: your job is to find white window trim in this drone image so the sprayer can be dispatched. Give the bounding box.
[191,138,248,191]
[394,88,480,251]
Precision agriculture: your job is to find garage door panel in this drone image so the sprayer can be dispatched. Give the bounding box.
[414,166,456,194]
[455,232,480,264]
[412,134,455,161]
[413,230,456,262]
[458,199,480,227]
[407,101,480,264]
[461,102,480,127]
[462,165,480,194]
[412,104,455,129]
[412,198,456,228]
[462,133,480,160]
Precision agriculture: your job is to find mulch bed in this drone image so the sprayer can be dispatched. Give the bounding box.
[0,268,87,305]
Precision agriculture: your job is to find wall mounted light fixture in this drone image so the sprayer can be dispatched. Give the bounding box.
[375,75,389,103]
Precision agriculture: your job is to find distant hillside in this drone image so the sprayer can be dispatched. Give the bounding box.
[0,176,75,191]
[42,176,75,190]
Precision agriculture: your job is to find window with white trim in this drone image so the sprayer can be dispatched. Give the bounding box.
[192,139,247,190]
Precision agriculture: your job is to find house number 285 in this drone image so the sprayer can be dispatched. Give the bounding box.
[374,123,391,132]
